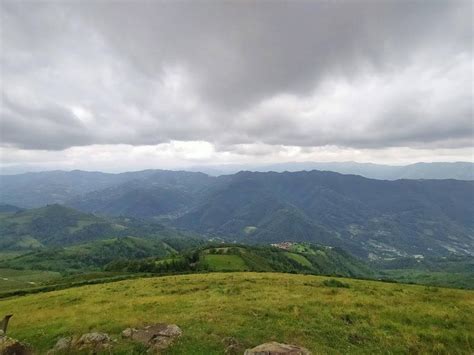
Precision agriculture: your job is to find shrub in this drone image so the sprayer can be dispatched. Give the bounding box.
[322,278,350,288]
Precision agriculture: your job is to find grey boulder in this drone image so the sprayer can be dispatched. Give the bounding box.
[244,341,311,355]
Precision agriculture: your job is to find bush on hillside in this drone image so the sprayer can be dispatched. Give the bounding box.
[322,278,350,288]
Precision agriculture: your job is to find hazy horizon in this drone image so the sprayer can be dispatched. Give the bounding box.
[1,160,473,176]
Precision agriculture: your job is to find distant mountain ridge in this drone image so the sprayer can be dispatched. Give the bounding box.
[1,162,472,209]
[0,169,213,208]
[2,161,473,180]
[191,161,474,180]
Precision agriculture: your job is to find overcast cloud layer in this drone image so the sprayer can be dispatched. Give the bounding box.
[0,0,473,171]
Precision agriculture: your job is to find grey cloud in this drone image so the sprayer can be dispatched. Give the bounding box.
[1,94,93,150]
[79,0,469,109]
[0,0,472,153]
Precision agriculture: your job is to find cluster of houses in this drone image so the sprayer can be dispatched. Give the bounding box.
[270,242,294,250]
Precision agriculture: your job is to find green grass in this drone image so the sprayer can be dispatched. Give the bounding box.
[372,255,474,289]
[0,251,25,262]
[0,272,472,354]
[67,219,97,233]
[0,268,61,292]
[285,252,312,267]
[203,255,248,271]
[289,243,317,255]
[383,269,474,289]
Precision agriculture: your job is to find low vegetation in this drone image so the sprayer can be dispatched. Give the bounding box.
[0,269,61,292]
[373,255,474,289]
[104,244,374,278]
[0,236,202,273]
[1,272,472,354]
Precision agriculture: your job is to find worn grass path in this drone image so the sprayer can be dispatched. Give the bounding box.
[0,272,473,354]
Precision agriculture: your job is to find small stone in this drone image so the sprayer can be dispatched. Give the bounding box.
[244,341,311,355]
[75,332,112,351]
[121,328,136,339]
[155,324,182,338]
[122,323,182,352]
[0,335,32,355]
[51,337,72,352]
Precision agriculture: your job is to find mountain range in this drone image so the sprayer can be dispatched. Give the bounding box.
[2,162,473,180]
[1,168,472,259]
[173,171,474,258]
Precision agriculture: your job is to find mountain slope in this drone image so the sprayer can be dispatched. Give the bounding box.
[68,183,193,218]
[66,172,214,219]
[175,171,474,258]
[0,204,198,250]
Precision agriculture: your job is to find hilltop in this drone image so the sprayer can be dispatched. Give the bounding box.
[0,272,472,354]
[105,243,373,278]
[0,242,373,294]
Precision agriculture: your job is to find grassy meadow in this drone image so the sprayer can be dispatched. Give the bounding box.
[0,272,473,354]
[383,269,474,290]
[203,254,249,271]
[0,268,61,292]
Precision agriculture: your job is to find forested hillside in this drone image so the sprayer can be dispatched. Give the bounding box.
[175,171,474,258]
[0,204,199,250]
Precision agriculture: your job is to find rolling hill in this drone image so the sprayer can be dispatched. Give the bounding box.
[0,239,373,281]
[105,243,374,279]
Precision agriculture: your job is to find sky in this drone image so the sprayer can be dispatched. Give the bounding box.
[0,0,473,173]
